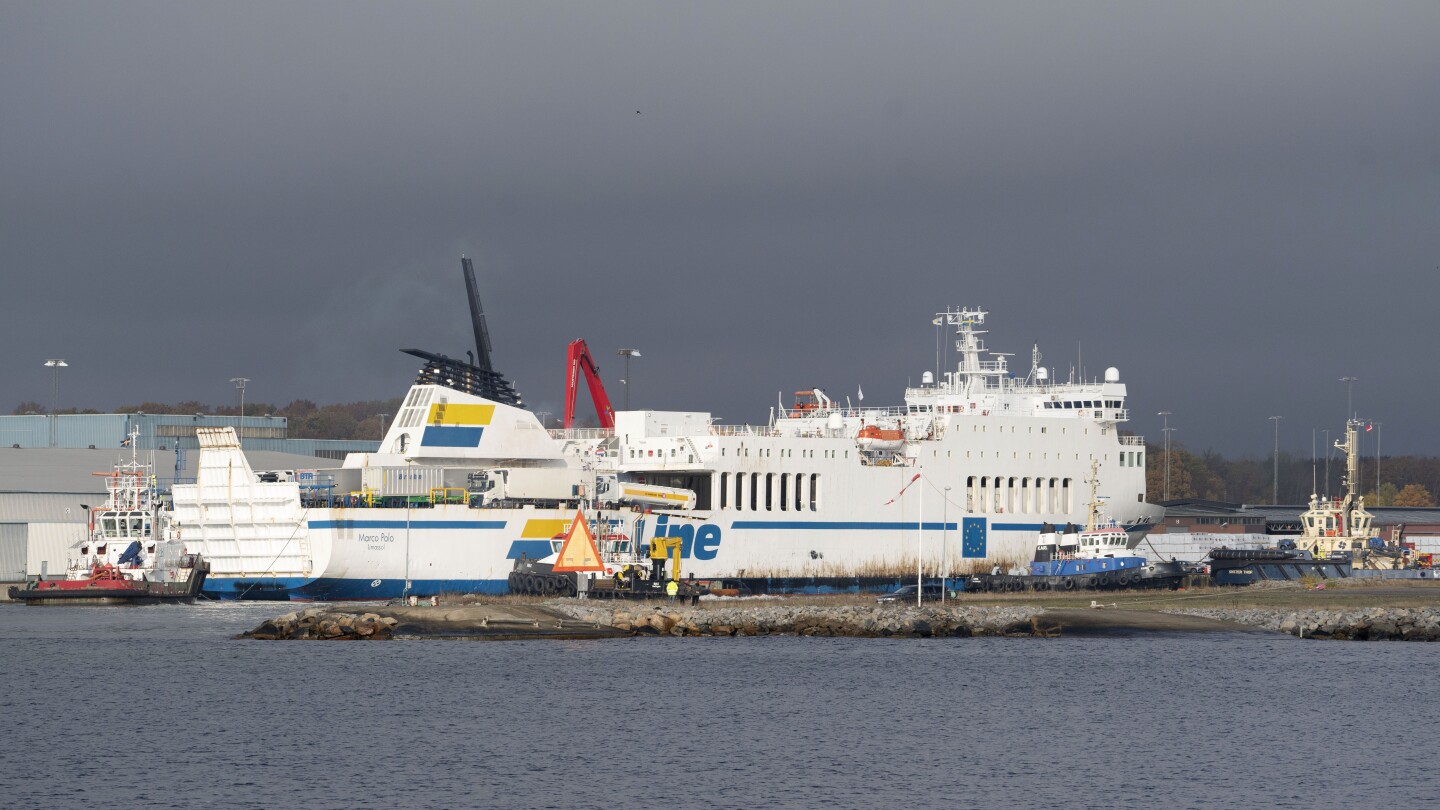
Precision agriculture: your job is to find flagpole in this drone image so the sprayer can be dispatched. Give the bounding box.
[917,468,924,606]
[942,486,950,603]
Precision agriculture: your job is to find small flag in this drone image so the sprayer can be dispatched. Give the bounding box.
[857,385,864,402]
[883,473,922,505]
[1366,423,1373,432]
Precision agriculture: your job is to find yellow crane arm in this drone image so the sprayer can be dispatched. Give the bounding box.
[650,535,683,581]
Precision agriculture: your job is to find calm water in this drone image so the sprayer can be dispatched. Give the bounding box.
[1,603,1437,810]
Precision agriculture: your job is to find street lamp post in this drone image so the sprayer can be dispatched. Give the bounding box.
[1157,411,1172,501]
[1269,415,1283,504]
[376,414,388,440]
[617,349,641,411]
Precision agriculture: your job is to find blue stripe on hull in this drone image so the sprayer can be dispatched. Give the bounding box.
[732,521,959,531]
[203,577,509,601]
[506,540,553,559]
[308,520,507,529]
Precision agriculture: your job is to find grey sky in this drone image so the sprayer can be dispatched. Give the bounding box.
[3,1,1438,458]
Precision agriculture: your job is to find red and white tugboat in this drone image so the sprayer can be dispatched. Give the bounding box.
[8,436,208,605]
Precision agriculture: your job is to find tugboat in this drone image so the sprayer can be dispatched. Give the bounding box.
[8,435,208,605]
[1207,419,1393,586]
[968,462,1185,592]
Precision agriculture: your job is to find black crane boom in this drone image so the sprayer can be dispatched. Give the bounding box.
[461,255,494,373]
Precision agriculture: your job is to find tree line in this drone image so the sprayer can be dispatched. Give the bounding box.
[1141,441,1437,507]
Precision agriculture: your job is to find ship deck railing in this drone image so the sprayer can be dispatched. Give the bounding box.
[777,405,914,421]
[548,428,615,440]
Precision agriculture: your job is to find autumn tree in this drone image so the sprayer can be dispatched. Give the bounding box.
[1363,482,1400,507]
[1393,484,1434,507]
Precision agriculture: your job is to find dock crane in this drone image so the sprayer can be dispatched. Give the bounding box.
[563,339,616,430]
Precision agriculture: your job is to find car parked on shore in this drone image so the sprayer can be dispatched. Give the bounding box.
[876,583,946,604]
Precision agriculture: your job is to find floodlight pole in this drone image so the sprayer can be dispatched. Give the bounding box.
[44,359,67,448]
[1269,415,1283,504]
[1374,422,1383,496]
[1340,376,1358,420]
[230,378,249,443]
[617,349,641,411]
[1157,411,1172,500]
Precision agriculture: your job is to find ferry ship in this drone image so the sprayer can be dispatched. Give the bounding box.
[170,260,1161,600]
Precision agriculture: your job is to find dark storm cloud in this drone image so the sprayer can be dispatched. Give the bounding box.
[3,1,1438,458]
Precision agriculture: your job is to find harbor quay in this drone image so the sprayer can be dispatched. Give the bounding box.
[239,582,1440,641]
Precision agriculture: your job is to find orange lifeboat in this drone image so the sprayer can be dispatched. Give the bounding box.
[856,425,905,452]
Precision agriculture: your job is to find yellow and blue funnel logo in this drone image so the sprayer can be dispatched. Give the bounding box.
[421,403,495,448]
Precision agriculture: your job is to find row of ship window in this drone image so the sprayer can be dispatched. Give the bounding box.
[1118,450,1144,467]
[709,473,1078,515]
[966,476,1074,515]
[717,472,821,512]
[1043,400,1123,409]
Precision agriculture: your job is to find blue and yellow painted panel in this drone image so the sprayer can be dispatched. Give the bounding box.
[421,403,496,447]
[428,403,495,425]
[421,426,485,447]
[506,518,571,559]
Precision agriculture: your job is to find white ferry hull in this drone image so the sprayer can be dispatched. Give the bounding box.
[194,504,1156,600]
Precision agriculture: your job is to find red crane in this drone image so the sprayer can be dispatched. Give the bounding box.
[564,339,616,430]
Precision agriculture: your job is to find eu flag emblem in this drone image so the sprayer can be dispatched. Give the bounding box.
[962,517,987,558]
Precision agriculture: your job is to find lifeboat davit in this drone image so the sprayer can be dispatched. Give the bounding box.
[856,425,905,452]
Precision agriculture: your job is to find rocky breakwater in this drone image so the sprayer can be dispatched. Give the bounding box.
[1170,607,1440,641]
[242,608,399,640]
[552,603,1051,637]
[239,604,630,640]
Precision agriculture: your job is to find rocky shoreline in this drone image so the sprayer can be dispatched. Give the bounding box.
[1165,607,1440,640]
[237,601,1440,641]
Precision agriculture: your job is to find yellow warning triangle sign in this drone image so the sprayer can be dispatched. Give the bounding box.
[552,509,605,572]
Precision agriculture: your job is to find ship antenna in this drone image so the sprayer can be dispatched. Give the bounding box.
[461,256,495,372]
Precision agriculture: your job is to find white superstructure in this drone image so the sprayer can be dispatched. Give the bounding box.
[171,306,1161,599]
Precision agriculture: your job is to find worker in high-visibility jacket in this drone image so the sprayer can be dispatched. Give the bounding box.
[665,579,679,600]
